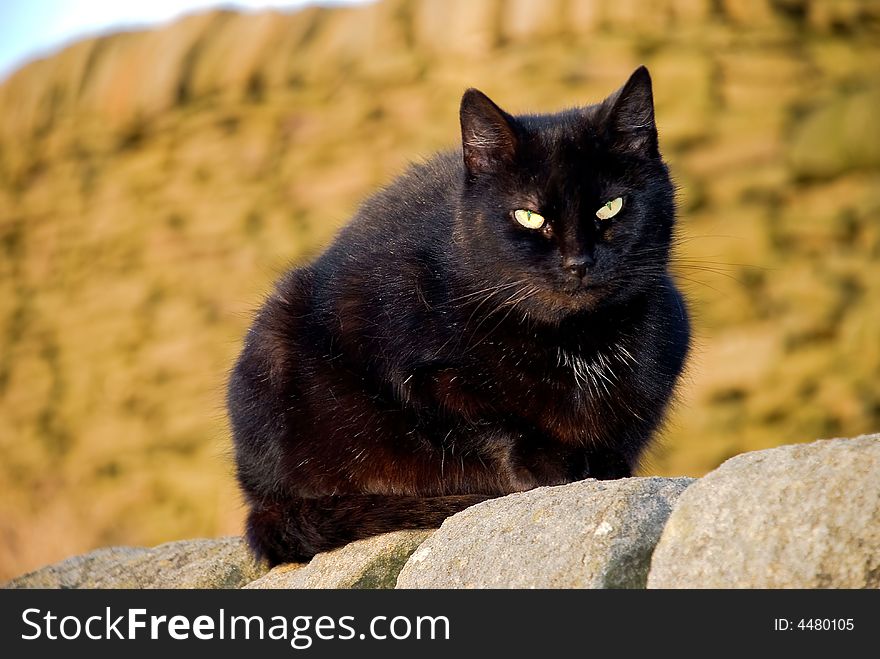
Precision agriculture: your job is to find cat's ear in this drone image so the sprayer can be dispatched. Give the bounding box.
[603,65,658,156]
[460,88,518,176]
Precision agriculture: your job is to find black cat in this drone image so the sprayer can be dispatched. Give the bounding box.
[227,66,690,565]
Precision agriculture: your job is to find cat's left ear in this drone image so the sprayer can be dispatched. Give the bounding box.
[603,65,659,157]
[460,88,519,176]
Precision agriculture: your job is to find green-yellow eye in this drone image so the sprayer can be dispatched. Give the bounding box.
[514,209,545,229]
[596,197,623,220]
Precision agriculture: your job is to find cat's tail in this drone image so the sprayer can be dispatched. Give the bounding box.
[245,494,492,565]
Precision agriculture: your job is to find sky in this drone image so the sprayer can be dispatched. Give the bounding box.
[0,0,368,80]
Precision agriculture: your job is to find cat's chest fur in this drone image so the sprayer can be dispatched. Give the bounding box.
[417,319,642,445]
[554,341,638,401]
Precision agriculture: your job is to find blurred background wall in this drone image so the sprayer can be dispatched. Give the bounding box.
[0,0,879,580]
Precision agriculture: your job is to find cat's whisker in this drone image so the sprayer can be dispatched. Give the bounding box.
[443,279,526,305]
[610,269,724,294]
[452,279,531,351]
[673,264,751,286]
[616,343,637,367]
[625,245,759,283]
[463,284,531,341]
[463,284,539,354]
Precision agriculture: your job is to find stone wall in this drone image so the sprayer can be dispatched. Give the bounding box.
[7,435,878,589]
[2,0,880,139]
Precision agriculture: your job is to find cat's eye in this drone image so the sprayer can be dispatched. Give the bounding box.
[596,197,624,220]
[514,209,545,229]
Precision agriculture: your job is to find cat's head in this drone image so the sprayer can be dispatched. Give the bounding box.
[456,66,676,323]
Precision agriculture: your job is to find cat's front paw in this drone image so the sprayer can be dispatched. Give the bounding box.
[583,452,633,480]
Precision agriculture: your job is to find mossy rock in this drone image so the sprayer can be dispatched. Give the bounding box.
[788,88,880,180]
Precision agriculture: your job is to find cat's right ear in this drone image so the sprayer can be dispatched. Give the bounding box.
[602,65,659,157]
[460,89,518,176]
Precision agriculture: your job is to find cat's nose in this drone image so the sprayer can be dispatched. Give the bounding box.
[562,255,591,279]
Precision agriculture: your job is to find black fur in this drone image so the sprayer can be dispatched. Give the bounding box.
[227,66,690,565]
